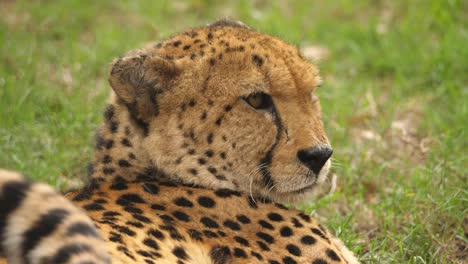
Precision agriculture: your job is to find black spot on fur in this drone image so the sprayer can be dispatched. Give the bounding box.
[207,167,217,175]
[267,212,284,222]
[148,228,165,240]
[104,105,115,121]
[142,183,159,195]
[109,121,119,133]
[234,236,249,246]
[312,259,328,264]
[94,198,107,204]
[326,249,340,261]
[257,241,270,251]
[280,226,293,237]
[214,188,241,198]
[291,217,304,228]
[252,54,264,66]
[209,58,216,66]
[224,105,232,112]
[143,238,159,250]
[283,256,297,264]
[311,227,328,241]
[83,202,105,211]
[252,251,263,260]
[286,244,301,256]
[172,211,191,222]
[236,214,251,224]
[102,155,112,164]
[203,230,218,238]
[205,150,214,157]
[233,248,247,258]
[200,217,219,228]
[126,220,144,228]
[109,231,123,243]
[151,204,166,211]
[174,197,193,207]
[172,247,188,260]
[95,134,105,149]
[256,232,274,244]
[133,214,152,224]
[118,159,131,167]
[188,99,196,107]
[198,196,216,208]
[258,220,274,230]
[121,138,132,147]
[188,229,203,241]
[275,203,289,210]
[299,212,311,222]
[223,220,241,231]
[124,206,142,214]
[300,235,316,245]
[103,167,115,175]
[117,194,145,205]
[215,174,227,181]
[105,139,114,149]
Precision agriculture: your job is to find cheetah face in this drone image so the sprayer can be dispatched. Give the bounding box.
[108,22,331,203]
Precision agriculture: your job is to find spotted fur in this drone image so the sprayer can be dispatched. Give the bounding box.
[0,20,359,264]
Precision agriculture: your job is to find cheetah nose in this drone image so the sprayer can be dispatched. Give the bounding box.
[297,146,333,175]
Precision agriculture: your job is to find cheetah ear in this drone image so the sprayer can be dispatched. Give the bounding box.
[108,53,181,121]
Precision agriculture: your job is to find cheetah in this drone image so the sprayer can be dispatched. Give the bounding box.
[0,20,359,264]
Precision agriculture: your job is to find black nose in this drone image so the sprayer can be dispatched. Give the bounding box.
[297,146,333,175]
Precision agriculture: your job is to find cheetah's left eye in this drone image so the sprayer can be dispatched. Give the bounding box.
[243,92,274,111]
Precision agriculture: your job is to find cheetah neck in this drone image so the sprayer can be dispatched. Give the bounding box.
[89,101,164,183]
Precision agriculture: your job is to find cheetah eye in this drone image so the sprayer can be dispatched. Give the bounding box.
[243,92,274,111]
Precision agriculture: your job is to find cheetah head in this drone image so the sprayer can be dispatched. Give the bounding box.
[107,20,332,203]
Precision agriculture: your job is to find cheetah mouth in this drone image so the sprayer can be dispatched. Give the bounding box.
[277,182,316,194]
[291,183,316,193]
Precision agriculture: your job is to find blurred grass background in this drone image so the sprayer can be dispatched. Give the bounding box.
[0,0,466,263]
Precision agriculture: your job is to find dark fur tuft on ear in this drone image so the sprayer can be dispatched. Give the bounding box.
[108,52,181,129]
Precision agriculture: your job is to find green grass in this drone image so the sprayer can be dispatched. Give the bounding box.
[1,0,466,263]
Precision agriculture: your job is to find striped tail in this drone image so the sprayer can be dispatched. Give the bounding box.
[0,170,111,264]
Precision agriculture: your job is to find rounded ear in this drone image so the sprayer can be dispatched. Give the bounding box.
[108,52,181,122]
